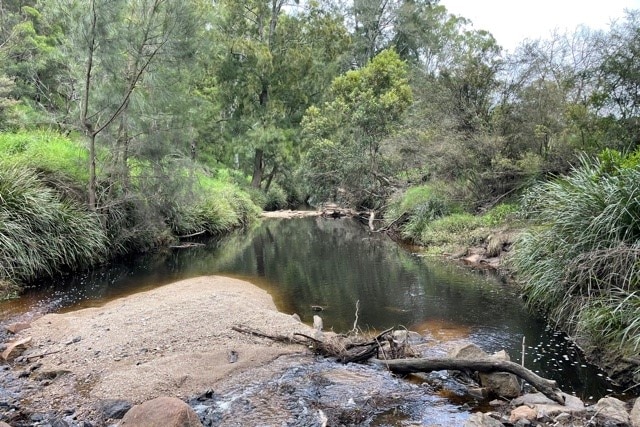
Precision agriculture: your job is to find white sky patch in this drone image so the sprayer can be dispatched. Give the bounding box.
[441,0,640,52]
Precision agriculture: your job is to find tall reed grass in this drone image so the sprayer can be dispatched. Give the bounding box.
[0,162,107,295]
[510,156,640,357]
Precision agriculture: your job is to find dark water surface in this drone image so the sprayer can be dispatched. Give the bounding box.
[0,217,625,401]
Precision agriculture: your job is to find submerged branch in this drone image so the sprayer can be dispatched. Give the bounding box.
[372,357,565,405]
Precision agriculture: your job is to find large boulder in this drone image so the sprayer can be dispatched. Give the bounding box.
[119,396,203,427]
[449,343,521,398]
[631,398,640,427]
[593,397,630,426]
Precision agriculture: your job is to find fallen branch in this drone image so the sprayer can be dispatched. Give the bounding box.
[24,349,62,360]
[372,357,565,405]
[231,325,305,345]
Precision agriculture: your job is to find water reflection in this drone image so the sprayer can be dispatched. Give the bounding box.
[0,217,623,400]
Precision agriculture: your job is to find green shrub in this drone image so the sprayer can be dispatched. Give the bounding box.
[386,184,454,241]
[481,202,519,227]
[264,183,287,211]
[0,162,107,294]
[419,213,483,246]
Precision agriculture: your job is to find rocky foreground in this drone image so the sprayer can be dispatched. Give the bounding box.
[0,276,639,426]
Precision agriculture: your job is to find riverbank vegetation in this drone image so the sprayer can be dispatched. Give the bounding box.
[1,0,639,384]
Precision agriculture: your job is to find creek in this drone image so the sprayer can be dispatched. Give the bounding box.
[0,216,628,419]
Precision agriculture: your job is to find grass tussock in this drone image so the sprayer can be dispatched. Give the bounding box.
[386,184,520,254]
[509,155,640,358]
[0,162,108,294]
[0,131,261,296]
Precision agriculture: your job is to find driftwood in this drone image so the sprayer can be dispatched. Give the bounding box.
[372,357,565,405]
[231,325,306,345]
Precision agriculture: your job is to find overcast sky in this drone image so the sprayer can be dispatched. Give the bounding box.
[440,0,640,52]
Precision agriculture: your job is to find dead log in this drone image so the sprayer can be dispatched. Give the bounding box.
[372,357,565,405]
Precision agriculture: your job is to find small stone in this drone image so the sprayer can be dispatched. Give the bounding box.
[509,405,537,423]
[464,411,504,427]
[98,399,133,419]
[64,336,82,345]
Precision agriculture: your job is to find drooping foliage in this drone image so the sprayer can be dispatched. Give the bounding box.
[509,152,640,356]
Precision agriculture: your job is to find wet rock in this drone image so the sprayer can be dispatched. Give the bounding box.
[448,343,520,398]
[464,412,504,427]
[98,399,133,420]
[631,398,640,427]
[509,405,537,423]
[593,396,630,426]
[119,397,203,427]
[512,392,585,419]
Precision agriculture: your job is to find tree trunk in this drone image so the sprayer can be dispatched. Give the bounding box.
[372,357,565,405]
[264,162,278,192]
[88,132,97,210]
[251,148,264,189]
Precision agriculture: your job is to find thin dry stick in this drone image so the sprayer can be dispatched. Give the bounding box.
[351,300,360,335]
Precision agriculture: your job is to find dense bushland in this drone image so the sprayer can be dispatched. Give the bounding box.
[0,131,259,297]
[509,152,640,365]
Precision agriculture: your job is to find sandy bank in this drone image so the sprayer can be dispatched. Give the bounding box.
[13,276,314,420]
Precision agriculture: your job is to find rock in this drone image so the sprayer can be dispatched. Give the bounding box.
[291,313,301,322]
[448,344,521,398]
[448,343,488,360]
[5,322,31,334]
[1,336,32,360]
[98,399,133,419]
[479,372,521,399]
[468,387,489,399]
[509,405,537,423]
[631,398,640,427]
[512,392,586,419]
[0,422,12,427]
[464,411,504,427]
[594,396,631,426]
[227,350,238,363]
[119,396,203,427]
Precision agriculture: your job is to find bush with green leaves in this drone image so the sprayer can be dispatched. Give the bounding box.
[0,162,107,296]
[509,153,640,358]
[264,183,288,211]
[385,185,454,241]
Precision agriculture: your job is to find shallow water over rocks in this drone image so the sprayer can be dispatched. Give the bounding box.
[187,354,470,427]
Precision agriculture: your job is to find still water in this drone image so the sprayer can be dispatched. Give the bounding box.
[0,216,624,401]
